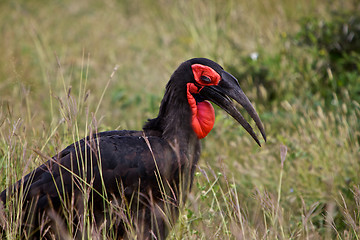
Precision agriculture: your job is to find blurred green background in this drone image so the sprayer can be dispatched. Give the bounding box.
[0,0,359,239]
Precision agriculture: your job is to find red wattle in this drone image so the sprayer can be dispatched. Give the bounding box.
[192,101,215,139]
[186,83,215,139]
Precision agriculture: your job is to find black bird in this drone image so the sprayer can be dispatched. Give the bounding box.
[0,58,266,239]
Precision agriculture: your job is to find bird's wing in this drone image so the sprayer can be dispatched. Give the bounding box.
[1,130,178,209]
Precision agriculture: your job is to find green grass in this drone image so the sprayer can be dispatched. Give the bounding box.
[0,0,360,239]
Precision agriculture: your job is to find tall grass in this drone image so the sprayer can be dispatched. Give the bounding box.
[0,0,359,239]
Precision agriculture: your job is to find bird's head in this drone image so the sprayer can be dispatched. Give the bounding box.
[182,58,266,146]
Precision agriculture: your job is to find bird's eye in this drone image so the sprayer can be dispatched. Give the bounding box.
[200,75,212,84]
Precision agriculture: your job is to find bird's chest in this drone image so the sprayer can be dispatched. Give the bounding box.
[146,137,200,179]
[102,135,201,205]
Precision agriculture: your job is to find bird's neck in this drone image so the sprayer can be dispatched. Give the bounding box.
[143,78,200,151]
[144,94,196,143]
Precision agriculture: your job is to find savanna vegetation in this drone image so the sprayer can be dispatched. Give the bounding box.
[0,0,359,239]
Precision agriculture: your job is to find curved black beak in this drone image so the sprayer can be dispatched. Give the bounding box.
[199,71,266,146]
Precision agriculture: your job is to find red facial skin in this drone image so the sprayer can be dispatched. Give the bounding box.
[187,64,221,139]
[191,64,221,86]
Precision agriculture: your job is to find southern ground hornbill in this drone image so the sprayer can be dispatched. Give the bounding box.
[0,58,266,239]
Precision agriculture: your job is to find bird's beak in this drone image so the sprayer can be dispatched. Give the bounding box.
[199,71,266,146]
